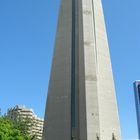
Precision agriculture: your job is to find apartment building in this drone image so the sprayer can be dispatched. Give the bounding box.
[7,105,44,140]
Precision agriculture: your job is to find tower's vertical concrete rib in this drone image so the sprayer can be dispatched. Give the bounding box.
[43,0,121,140]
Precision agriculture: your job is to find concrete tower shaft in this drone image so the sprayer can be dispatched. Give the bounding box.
[43,0,121,140]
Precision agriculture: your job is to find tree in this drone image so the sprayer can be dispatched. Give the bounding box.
[12,112,37,139]
[0,116,34,140]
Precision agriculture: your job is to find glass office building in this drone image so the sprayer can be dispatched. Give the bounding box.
[134,81,140,138]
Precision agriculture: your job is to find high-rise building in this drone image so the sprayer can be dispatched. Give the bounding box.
[43,0,121,140]
[134,81,140,139]
[7,105,44,140]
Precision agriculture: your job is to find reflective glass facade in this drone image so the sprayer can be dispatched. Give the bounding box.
[134,81,140,139]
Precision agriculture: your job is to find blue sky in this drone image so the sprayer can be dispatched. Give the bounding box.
[0,0,140,139]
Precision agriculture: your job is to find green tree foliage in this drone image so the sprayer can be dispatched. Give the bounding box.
[0,116,34,140]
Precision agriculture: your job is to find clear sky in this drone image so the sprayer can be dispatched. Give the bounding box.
[0,0,140,139]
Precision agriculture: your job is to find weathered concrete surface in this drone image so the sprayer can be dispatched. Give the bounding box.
[43,0,121,140]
